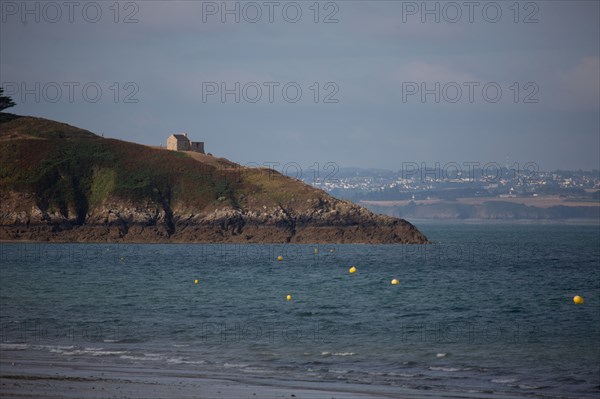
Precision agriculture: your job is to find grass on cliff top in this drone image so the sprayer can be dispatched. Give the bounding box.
[0,113,242,217]
[0,113,323,219]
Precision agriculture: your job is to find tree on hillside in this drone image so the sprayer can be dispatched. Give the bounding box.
[0,87,16,111]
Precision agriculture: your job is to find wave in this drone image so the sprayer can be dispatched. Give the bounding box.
[321,351,355,357]
[386,371,422,378]
[241,366,270,374]
[0,343,30,350]
[55,348,129,356]
[166,357,205,365]
[328,368,351,374]
[119,353,163,361]
[41,345,74,349]
[428,366,462,372]
[223,362,250,369]
[517,383,544,390]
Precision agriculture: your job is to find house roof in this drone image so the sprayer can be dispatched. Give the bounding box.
[170,134,189,141]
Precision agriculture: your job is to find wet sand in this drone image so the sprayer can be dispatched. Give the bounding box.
[0,360,415,399]
[0,357,528,399]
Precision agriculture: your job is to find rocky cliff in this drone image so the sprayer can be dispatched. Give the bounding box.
[0,113,428,244]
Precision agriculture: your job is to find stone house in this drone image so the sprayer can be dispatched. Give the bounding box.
[166,133,204,153]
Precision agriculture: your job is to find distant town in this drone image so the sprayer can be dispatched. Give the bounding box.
[299,166,599,220]
[302,167,600,202]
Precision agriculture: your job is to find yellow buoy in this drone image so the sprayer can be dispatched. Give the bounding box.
[194,279,199,284]
[349,266,356,274]
[286,294,292,301]
[573,295,584,304]
[277,255,283,261]
[330,249,335,253]
[391,279,399,285]
[314,248,318,254]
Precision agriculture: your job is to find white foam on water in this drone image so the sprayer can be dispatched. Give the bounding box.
[119,354,163,362]
[47,347,73,354]
[49,347,128,356]
[89,350,129,356]
[321,351,355,357]
[223,363,249,369]
[387,371,419,378]
[518,383,542,390]
[0,343,30,350]
[328,368,351,374]
[429,366,461,372]
[436,352,447,358]
[166,357,205,365]
[39,345,74,350]
[241,367,270,374]
[491,378,518,384]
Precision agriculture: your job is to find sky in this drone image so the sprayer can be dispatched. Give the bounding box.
[1,0,599,173]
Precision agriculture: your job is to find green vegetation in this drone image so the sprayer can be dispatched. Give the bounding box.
[0,113,250,219]
[0,113,329,223]
[89,167,116,208]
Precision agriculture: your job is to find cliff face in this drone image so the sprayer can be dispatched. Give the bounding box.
[0,192,427,243]
[0,113,428,244]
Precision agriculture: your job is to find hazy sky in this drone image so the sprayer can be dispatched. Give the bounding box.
[1,0,599,172]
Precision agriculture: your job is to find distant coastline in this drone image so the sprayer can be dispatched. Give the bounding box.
[309,167,599,223]
[362,197,599,222]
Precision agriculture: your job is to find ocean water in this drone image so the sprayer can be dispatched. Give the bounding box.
[1,223,599,398]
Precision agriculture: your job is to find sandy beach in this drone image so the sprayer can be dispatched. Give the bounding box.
[0,357,536,399]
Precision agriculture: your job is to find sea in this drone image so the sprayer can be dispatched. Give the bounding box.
[1,223,599,398]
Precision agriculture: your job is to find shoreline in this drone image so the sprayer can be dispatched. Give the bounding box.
[0,219,598,244]
[0,218,600,246]
[0,357,533,399]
